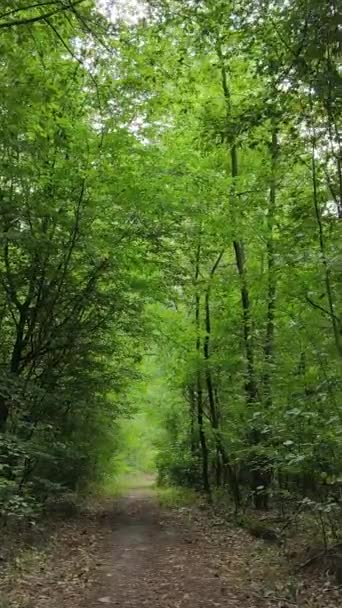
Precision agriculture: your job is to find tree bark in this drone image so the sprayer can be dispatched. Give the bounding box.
[310,102,342,358]
[194,240,211,496]
[203,251,241,507]
[217,41,266,508]
[263,125,278,408]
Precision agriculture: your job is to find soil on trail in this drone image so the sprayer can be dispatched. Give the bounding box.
[87,486,250,608]
[86,479,291,608]
[3,481,342,607]
[82,484,342,608]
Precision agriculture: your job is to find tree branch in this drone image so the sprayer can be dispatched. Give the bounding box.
[0,0,85,29]
[305,295,342,328]
[0,2,59,20]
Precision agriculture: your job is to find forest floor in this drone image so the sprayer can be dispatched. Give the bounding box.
[1,478,342,608]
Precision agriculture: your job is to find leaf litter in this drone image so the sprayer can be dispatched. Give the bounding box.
[0,493,341,608]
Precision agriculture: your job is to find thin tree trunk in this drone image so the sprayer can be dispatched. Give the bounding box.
[194,241,211,496]
[203,251,241,506]
[217,41,265,509]
[216,44,258,404]
[0,398,9,431]
[232,233,258,405]
[325,47,342,216]
[196,370,211,496]
[310,106,342,357]
[263,126,278,407]
[204,281,222,487]
[187,385,197,457]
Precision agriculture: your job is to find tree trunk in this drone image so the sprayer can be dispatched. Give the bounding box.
[217,42,264,508]
[196,371,211,496]
[232,234,258,405]
[194,241,211,496]
[310,109,342,358]
[263,126,278,407]
[203,253,241,507]
[187,385,197,457]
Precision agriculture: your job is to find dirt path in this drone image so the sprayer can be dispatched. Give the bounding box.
[86,486,268,608]
[3,483,342,608]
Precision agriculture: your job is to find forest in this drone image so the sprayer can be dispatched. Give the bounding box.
[0,0,342,587]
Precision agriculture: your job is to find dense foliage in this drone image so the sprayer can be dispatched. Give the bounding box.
[0,0,341,526]
[128,0,342,515]
[0,1,153,516]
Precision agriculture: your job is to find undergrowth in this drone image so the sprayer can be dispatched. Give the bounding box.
[156,486,198,508]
